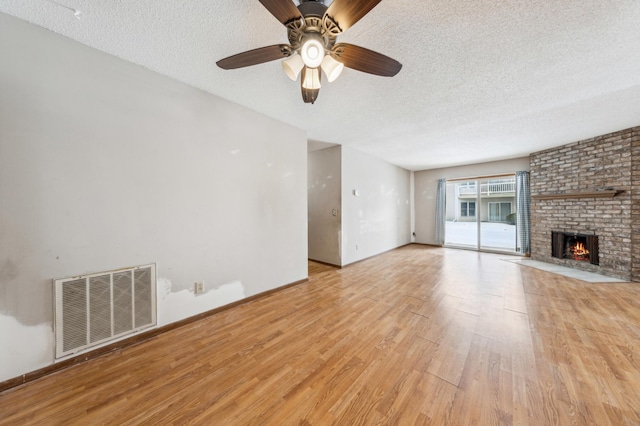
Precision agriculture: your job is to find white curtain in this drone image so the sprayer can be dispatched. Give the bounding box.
[515,171,531,255]
[435,178,446,245]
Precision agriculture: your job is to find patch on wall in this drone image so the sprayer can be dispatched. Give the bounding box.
[157,277,245,326]
[0,314,53,382]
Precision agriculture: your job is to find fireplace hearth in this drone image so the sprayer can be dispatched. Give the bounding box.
[551,232,599,265]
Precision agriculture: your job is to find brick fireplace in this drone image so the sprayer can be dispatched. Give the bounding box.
[529,126,640,281]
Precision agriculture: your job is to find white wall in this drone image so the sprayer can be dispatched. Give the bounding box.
[414,157,530,245]
[341,146,411,265]
[0,13,307,382]
[308,146,341,265]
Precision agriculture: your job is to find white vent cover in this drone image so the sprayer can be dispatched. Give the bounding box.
[54,263,156,359]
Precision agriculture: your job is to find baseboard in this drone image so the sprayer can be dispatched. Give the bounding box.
[0,277,308,394]
[341,243,413,267]
[410,242,443,248]
[308,258,342,268]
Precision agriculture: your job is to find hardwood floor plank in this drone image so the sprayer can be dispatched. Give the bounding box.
[2,245,640,424]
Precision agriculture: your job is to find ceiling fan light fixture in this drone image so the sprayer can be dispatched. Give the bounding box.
[282,53,304,81]
[302,67,322,90]
[321,55,344,83]
[300,38,324,69]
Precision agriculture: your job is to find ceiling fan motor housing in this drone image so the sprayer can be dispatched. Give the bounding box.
[289,0,338,55]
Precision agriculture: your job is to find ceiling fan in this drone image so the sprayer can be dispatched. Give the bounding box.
[216,0,402,104]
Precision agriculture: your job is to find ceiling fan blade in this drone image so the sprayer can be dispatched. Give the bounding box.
[258,0,303,26]
[331,43,402,77]
[325,0,383,33]
[217,45,291,70]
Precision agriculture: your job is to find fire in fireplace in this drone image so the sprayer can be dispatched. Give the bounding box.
[567,239,589,261]
[551,232,599,265]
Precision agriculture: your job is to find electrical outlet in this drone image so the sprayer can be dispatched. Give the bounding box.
[194,281,205,294]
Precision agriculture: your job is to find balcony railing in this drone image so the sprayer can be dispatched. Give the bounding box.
[458,181,515,195]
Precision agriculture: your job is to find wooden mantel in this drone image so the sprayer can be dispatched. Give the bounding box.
[532,190,623,200]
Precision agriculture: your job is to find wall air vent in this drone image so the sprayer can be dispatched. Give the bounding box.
[54,263,156,359]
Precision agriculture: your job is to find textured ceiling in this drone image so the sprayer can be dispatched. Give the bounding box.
[2,0,640,170]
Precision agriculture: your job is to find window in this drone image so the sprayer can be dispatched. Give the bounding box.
[461,201,476,217]
[488,202,512,222]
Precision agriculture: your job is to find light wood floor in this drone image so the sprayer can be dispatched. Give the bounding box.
[2,245,640,425]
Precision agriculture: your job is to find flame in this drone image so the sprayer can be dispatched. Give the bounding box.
[571,242,590,261]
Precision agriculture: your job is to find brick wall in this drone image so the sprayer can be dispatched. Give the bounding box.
[530,126,640,281]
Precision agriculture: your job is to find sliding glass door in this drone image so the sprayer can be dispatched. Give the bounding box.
[444,180,478,248]
[444,176,517,252]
